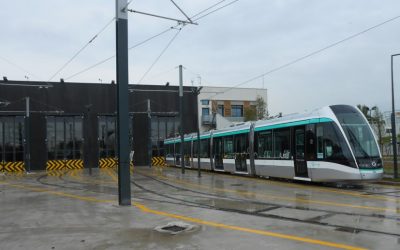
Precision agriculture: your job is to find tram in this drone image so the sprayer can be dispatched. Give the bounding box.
[164,105,383,182]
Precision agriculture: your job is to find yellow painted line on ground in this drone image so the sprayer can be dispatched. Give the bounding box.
[133,202,366,250]
[165,166,399,202]
[140,169,399,214]
[0,181,115,204]
[104,168,118,182]
[66,170,116,186]
[0,180,367,250]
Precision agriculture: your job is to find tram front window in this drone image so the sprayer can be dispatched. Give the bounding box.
[331,105,381,168]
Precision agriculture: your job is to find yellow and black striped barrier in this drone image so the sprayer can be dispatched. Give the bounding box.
[46,160,65,171]
[65,159,84,170]
[99,158,134,169]
[46,159,84,171]
[2,161,25,172]
[152,157,166,167]
[99,158,117,168]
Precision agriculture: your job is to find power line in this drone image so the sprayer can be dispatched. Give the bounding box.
[64,0,239,81]
[190,0,228,19]
[208,13,400,100]
[65,27,173,81]
[0,55,43,80]
[144,67,176,82]
[193,0,239,22]
[170,0,194,24]
[137,28,182,84]
[47,17,116,82]
[49,1,136,82]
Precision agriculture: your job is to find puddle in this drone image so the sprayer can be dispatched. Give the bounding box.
[195,198,272,213]
[335,227,361,234]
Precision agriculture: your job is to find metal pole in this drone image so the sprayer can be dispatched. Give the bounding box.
[147,99,152,168]
[179,65,185,174]
[25,97,31,173]
[195,87,202,178]
[197,124,201,177]
[87,106,92,176]
[391,54,399,179]
[116,0,131,205]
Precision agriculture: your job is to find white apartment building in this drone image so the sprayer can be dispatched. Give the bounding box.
[383,111,400,135]
[198,86,268,132]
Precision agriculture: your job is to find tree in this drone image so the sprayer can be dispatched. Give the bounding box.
[244,106,257,121]
[256,96,268,120]
[371,107,385,152]
[357,104,370,120]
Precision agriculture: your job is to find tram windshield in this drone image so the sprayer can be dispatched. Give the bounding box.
[331,105,380,159]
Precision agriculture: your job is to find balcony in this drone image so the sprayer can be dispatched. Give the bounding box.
[201,114,215,125]
[225,116,245,123]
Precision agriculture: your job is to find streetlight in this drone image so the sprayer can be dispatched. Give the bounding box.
[365,106,377,123]
[192,86,203,178]
[391,53,399,179]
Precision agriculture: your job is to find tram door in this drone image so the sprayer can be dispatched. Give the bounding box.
[213,137,223,170]
[0,117,25,171]
[294,127,308,178]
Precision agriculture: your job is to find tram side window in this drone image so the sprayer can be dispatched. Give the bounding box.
[316,123,355,167]
[175,143,181,155]
[223,136,234,159]
[256,131,273,159]
[234,134,248,155]
[200,139,210,158]
[193,140,198,158]
[273,129,291,159]
[317,123,344,159]
[165,144,172,157]
[316,125,324,159]
[184,141,191,156]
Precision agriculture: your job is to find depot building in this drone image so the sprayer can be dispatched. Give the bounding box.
[0,79,198,171]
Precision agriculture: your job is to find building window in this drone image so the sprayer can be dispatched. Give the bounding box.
[217,105,224,116]
[201,99,209,105]
[202,108,209,116]
[231,105,243,117]
[47,116,84,160]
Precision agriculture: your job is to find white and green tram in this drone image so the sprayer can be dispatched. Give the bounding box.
[164,105,383,182]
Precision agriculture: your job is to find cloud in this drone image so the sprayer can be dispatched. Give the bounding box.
[1,0,400,114]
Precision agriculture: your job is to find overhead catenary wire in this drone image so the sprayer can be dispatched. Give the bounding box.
[170,0,194,24]
[64,0,239,81]
[207,13,400,100]
[190,0,228,19]
[65,27,173,81]
[137,28,182,84]
[47,17,116,82]
[193,0,239,22]
[144,66,176,82]
[48,0,136,83]
[0,55,43,80]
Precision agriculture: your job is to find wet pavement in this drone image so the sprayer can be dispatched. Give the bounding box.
[0,166,399,250]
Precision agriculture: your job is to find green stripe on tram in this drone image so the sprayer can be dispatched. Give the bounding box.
[165,118,333,144]
[213,129,250,138]
[255,118,332,132]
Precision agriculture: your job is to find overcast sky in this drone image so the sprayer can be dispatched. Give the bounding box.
[1,0,400,115]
